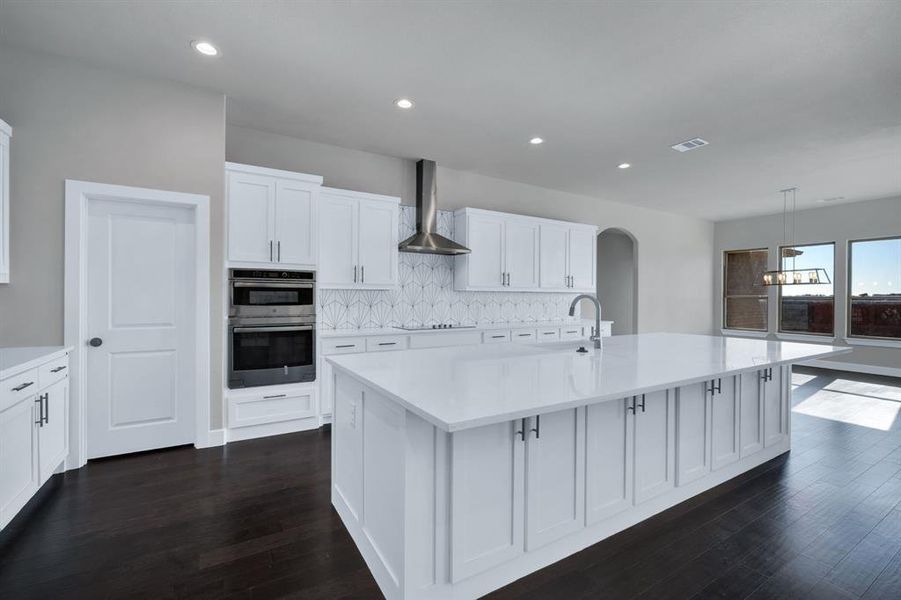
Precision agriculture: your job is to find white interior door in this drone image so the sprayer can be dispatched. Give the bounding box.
[357,199,397,287]
[86,199,196,458]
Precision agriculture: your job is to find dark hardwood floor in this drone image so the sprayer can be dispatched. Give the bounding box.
[2,367,901,599]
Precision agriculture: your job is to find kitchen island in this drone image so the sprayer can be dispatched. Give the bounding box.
[327,333,850,600]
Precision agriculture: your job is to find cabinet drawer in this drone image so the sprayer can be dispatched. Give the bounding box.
[1,368,39,413]
[321,337,366,355]
[228,388,316,428]
[560,326,584,340]
[366,335,409,352]
[483,330,511,343]
[38,355,69,389]
[511,329,537,342]
[536,328,560,342]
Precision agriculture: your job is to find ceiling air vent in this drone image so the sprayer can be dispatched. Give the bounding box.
[671,138,709,152]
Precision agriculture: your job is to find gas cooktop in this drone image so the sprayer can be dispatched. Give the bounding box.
[394,324,477,331]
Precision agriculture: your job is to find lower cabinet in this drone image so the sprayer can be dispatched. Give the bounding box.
[764,366,788,447]
[739,371,764,458]
[710,377,740,471]
[0,396,40,528]
[586,399,633,523]
[676,383,711,486]
[0,354,70,530]
[633,390,675,504]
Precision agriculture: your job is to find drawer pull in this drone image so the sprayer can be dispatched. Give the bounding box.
[12,381,34,392]
[335,344,357,349]
[263,393,287,399]
[51,366,67,373]
[491,335,505,339]
[378,342,397,346]
[543,332,556,335]
[517,333,531,337]
[566,330,578,334]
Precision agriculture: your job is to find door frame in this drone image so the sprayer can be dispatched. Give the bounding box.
[64,180,211,469]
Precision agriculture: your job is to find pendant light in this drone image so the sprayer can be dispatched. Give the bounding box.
[761,187,830,286]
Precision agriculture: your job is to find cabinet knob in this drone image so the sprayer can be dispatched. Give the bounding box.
[89,337,103,347]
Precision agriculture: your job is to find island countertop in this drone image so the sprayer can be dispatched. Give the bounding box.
[326,332,851,432]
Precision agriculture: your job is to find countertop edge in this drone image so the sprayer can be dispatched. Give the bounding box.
[0,346,73,381]
[328,346,853,433]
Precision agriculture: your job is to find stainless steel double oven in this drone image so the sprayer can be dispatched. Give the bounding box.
[228,269,316,389]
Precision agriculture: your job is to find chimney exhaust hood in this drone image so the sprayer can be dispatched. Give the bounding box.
[398,159,471,256]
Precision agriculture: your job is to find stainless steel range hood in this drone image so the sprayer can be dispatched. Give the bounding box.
[398,159,471,255]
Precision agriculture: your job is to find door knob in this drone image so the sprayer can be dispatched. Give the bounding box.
[89,337,103,347]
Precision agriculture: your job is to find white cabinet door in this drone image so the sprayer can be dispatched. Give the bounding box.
[676,383,710,486]
[633,390,675,505]
[450,420,524,582]
[568,227,596,291]
[539,224,569,290]
[739,371,764,458]
[586,399,634,524]
[711,377,740,471]
[0,397,39,528]
[38,378,69,483]
[274,180,317,266]
[465,214,506,289]
[319,193,358,287]
[764,367,787,447]
[505,219,539,290]
[333,375,364,521]
[525,408,585,550]
[227,171,275,264]
[357,200,398,288]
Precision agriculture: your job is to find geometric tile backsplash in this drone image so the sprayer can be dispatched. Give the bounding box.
[319,206,581,329]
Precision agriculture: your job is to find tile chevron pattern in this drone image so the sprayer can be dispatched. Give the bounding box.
[318,206,582,330]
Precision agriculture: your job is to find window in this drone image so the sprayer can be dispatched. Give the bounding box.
[724,248,768,331]
[848,237,901,340]
[778,243,835,335]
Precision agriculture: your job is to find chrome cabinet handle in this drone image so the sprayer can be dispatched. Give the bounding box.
[531,415,541,439]
[277,241,281,262]
[269,240,273,262]
[335,344,357,349]
[51,365,67,373]
[263,393,287,399]
[517,333,531,337]
[353,265,357,283]
[378,342,396,346]
[627,397,636,414]
[13,381,34,392]
[43,393,49,424]
[491,335,505,339]
[361,265,364,283]
[637,394,646,413]
[34,395,43,426]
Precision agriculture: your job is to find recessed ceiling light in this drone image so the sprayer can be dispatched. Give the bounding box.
[529,137,544,145]
[394,98,415,109]
[618,163,631,169]
[191,40,219,57]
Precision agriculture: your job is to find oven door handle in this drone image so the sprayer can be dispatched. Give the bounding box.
[232,325,315,333]
[232,281,314,289]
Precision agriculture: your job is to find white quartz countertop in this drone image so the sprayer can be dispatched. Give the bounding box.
[319,319,612,338]
[0,346,72,380]
[327,332,851,432]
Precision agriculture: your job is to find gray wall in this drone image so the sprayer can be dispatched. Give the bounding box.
[597,229,636,335]
[227,125,717,336]
[715,195,901,372]
[0,47,227,428]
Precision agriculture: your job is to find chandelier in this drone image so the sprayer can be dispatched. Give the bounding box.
[761,188,831,286]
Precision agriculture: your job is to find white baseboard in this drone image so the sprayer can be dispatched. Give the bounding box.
[195,428,227,448]
[226,416,320,442]
[805,359,901,379]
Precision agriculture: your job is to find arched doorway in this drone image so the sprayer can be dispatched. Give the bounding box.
[596,228,638,335]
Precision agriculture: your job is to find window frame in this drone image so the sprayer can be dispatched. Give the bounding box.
[777,241,835,337]
[846,235,901,342]
[722,247,769,332]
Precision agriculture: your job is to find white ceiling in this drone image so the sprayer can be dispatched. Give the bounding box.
[1,0,899,221]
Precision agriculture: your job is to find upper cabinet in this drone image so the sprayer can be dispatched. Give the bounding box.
[226,162,322,268]
[539,223,596,292]
[454,208,596,293]
[318,187,400,289]
[0,119,11,283]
